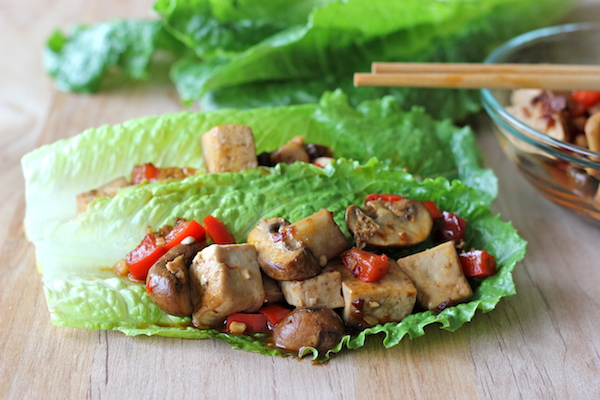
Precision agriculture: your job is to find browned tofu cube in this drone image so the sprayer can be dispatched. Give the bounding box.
[76,176,129,213]
[286,208,348,266]
[156,167,197,181]
[201,125,258,173]
[397,241,473,312]
[333,259,417,327]
[280,268,344,309]
[190,244,265,327]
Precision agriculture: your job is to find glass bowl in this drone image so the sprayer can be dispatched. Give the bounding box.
[481,23,600,226]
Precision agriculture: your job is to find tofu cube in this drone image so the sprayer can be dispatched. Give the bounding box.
[397,241,473,312]
[280,268,344,309]
[76,177,129,213]
[190,244,265,327]
[286,208,348,266]
[333,259,417,327]
[201,125,258,173]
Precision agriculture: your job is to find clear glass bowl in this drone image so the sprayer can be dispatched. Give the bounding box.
[481,23,600,226]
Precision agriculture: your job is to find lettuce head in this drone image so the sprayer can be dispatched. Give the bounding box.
[44,0,575,120]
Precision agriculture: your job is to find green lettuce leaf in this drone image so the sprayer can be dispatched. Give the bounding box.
[157,0,577,120]
[36,159,525,362]
[44,0,575,120]
[22,91,495,246]
[44,20,184,92]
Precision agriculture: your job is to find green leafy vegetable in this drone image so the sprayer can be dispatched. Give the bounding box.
[22,91,495,246]
[44,0,575,119]
[45,20,180,92]
[35,159,525,361]
[21,91,524,361]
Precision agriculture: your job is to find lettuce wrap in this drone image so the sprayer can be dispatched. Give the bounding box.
[22,93,525,361]
[22,91,496,245]
[29,159,526,361]
[44,0,575,120]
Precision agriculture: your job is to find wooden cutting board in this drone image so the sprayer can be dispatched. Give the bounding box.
[2,1,600,398]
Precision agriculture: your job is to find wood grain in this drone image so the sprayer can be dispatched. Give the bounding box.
[2,1,600,399]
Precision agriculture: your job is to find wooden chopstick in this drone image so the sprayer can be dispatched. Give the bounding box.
[354,62,600,90]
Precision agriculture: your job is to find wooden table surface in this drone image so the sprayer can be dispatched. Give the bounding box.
[2,1,600,399]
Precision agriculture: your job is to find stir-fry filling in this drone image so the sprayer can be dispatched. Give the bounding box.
[113,195,497,355]
[77,124,335,212]
[78,123,496,355]
[507,89,600,202]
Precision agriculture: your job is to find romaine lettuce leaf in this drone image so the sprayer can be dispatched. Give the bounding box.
[45,20,184,93]
[36,159,525,361]
[44,0,575,120]
[21,91,496,246]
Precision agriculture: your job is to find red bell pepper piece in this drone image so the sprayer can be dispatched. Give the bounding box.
[164,219,206,250]
[436,211,467,243]
[341,247,391,282]
[126,234,167,281]
[423,200,442,219]
[226,313,268,334]
[258,304,291,328]
[571,90,600,108]
[203,215,236,244]
[364,193,404,203]
[131,163,160,185]
[459,250,497,278]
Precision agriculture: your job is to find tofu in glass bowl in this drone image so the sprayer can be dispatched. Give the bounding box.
[481,23,600,226]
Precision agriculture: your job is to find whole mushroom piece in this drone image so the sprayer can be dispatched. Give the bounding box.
[247,217,321,281]
[247,209,348,281]
[146,242,205,317]
[272,307,345,353]
[346,199,433,249]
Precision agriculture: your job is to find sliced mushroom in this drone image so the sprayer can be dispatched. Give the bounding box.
[262,273,284,304]
[272,307,345,353]
[247,217,321,281]
[270,141,310,165]
[344,206,378,250]
[146,242,205,317]
[346,199,433,248]
[305,143,333,160]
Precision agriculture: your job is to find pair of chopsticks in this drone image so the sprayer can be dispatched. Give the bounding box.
[354,62,600,90]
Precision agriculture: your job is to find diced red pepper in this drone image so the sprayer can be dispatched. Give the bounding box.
[423,200,442,219]
[164,219,206,250]
[126,234,167,281]
[341,247,391,282]
[459,250,497,278]
[203,215,236,244]
[131,163,160,185]
[364,193,404,203]
[226,313,268,334]
[571,90,600,108]
[435,211,467,243]
[258,304,291,328]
